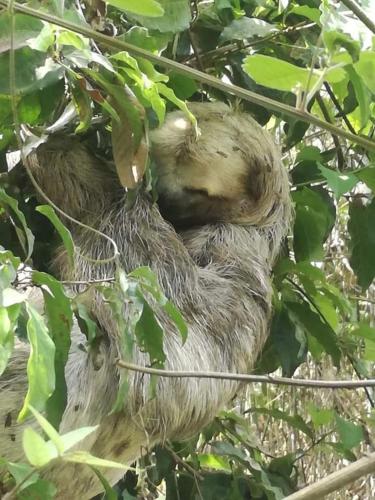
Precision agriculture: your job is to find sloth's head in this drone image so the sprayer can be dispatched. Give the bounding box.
[150,102,290,229]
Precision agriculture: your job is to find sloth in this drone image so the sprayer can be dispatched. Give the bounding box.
[0,102,291,499]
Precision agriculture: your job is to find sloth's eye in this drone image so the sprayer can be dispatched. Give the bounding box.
[183,187,210,197]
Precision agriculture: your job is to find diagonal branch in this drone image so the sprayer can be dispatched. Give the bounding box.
[285,451,375,500]
[340,0,375,34]
[1,1,375,151]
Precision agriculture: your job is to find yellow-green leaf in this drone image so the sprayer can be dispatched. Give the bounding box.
[106,0,164,17]
[22,428,58,467]
[18,304,55,421]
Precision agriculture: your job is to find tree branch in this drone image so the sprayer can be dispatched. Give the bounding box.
[117,361,375,389]
[285,451,375,500]
[1,1,375,151]
[340,0,375,34]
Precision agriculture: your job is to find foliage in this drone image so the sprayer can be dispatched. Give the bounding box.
[0,0,375,498]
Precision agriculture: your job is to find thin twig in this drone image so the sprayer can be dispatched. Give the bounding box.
[24,157,120,265]
[60,277,115,285]
[188,30,204,71]
[295,430,335,462]
[184,21,315,65]
[346,352,375,408]
[323,82,357,136]
[349,295,375,305]
[165,444,204,481]
[117,360,375,388]
[316,92,344,170]
[1,1,374,151]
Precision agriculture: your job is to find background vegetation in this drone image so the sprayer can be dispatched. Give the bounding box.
[0,0,375,498]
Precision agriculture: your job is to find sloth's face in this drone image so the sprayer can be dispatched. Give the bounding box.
[150,106,256,228]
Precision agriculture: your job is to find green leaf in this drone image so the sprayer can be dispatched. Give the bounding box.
[323,31,360,61]
[289,5,321,24]
[91,467,118,500]
[135,298,166,367]
[269,307,306,376]
[28,406,64,454]
[157,83,197,129]
[60,426,98,452]
[1,288,25,307]
[221,17,276,42]
[0,128,13,151]
[70,79,93,133]
[167,72,198,100]
[198,453,231,471]
[348,199,375,290]
[17,479,57,499]
[32,271,72,428]
[106,0,164,16]
[250,408,314,438]
[130,266,187,342]
[74,301,98,344]
[22,428,58,467]
[350,323,375,361]
[355,166,375,192]
[312,291,339,330]
[0,305,19,375]
[243,54,318,93]
[0,13,43,53]
[18,94,41,124]
[0,249,21,279]
[111,52,168,125]
[317,164,358,199]
[129,266,163,298]
[351,323,375,341]
[129,0,191,34]
[292,188,335,262]
[363,339,375,361]
[164,300,188,343]
[122,26,170,53]
[287,301,340,366]
[0,48,64,95]
[335,415,363,450]
[211,440,247,462]
[354,51,375,94]
[63,451,127,469]
[28,24,55,52]
[57,31,87,50]
[0,189,35,259]
[7,462,39,491]
[308,404,334,427]
[0,253,22,334]
[345,66,371,129]
[36,205,74,268]
[296,146,322,163]
[18,304,56,421]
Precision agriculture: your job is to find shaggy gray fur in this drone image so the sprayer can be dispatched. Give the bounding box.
[0,103,291,499]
